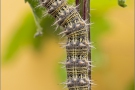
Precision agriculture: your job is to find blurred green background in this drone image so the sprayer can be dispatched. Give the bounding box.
[1,0,134,90]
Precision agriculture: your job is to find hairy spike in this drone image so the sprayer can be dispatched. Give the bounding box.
[52,18,61,26]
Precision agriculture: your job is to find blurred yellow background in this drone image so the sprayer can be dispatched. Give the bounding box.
[1,0,134,90]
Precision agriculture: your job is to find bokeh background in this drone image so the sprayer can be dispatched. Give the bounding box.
[1,0,134,90]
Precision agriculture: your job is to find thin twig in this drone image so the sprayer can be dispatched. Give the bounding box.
[76,0,80,12]
[83,0,87,20]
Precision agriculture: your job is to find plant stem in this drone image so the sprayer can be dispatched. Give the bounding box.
[75,0,80,13]
[83,0,87,20]
[75,0,80,6]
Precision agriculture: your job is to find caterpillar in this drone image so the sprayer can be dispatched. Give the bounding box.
[37,0,94,90]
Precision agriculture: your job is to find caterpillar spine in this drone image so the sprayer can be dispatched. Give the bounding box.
[38,0,95,89]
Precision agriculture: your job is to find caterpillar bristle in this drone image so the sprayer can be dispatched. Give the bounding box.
[34,31,43,38]
[90,8,96,11]
[61,66,66,68]
[54,25,59,32]
[90,82,97,86]
[74,4,80,9]
[42,12,48,18]
[35,3,43,9]
[52,18,62,26]
[90,22,94,25]
[58,30,68,35]
[60,34,66,38]
[59,62,66,65]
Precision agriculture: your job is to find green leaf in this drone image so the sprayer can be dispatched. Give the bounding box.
[25,0,44,36]
[127,80,134,90]
[3,13,36,63]
[2,13,61,63]
[118,0,127,7]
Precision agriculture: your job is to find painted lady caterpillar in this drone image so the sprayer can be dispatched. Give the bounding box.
[37,0,94,89]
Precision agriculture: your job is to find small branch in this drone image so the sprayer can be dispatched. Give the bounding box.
[83,0,87,20]
[75,0,80,5]
[76,0,80,12]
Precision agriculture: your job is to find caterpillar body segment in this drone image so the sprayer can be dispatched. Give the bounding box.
[39,0,93,89]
